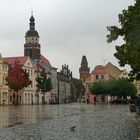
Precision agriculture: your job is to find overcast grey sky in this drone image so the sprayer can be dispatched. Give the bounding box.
[0,0,134,78]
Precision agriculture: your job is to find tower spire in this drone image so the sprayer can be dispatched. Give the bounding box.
[79,55,90,81]
[24,14,40,60]
[31,10,33,16]
[30,12,35,30]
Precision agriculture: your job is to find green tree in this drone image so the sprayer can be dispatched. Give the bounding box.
[90,81,106,95]
[107,0,140,80]
[90,80,108,103]
[36,70,52,104]
[90,79,137,99]
[115,78,137,98]
[6,61,31,105]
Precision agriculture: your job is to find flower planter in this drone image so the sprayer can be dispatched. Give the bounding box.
[129,104,136,112]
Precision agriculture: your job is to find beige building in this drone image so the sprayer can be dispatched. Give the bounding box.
[118,69,129,79]
[3,56,36,105]
[0,54,9,105]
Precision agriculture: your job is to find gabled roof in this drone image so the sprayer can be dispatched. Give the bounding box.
[40,55,51,67]
[105,62,121,71]
[3,56,29,66]
[3,55,52,73]
[105,62,122,78]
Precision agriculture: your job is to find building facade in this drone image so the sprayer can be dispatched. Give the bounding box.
[79,56,133,103]
[3,56,36,105]
[57,64,72,103]
[24,14,53,104]
[50,67,58,103]
[1,14,53,105]
[0,54,9,105]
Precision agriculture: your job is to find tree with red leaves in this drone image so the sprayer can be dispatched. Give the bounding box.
[6,61,31,105]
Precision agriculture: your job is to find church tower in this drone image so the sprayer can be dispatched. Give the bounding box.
[79,55,90,81]
[24,14,41,60]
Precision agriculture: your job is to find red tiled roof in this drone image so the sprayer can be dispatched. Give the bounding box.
[40,55,51,67]
[3,56,29,66]
[91,65,108,74]
[33,64,44,72]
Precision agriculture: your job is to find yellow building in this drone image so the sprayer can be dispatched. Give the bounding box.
[0,53,9,105]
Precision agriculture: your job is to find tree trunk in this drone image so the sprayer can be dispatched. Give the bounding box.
[15,91,19,105]
[42,93,45,104]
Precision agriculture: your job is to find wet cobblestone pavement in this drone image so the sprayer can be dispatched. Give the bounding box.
[0,103,140,140]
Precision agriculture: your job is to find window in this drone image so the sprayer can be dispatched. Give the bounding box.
[25,93,27,102]
[28,93,30,103]
[101,75,104,79]
[3,76,5,84]
[123,73,127,75]
[31,82,32,88]
[10,95,12,102]
[28,69,30,75]
[31,69,32,76]
[96,75,98,80]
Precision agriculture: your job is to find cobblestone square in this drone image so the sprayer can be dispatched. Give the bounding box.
[0,103,140,140]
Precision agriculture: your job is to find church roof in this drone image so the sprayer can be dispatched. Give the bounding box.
[25,29,39,37]
[40,55,51,67]
[25,14,39,37]
[3,55,52,72]
[3,56,29,66]
[33,64,45,72]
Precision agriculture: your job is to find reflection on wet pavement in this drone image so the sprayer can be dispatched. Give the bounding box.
[0,103,96,128]
[0,103,140,140]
